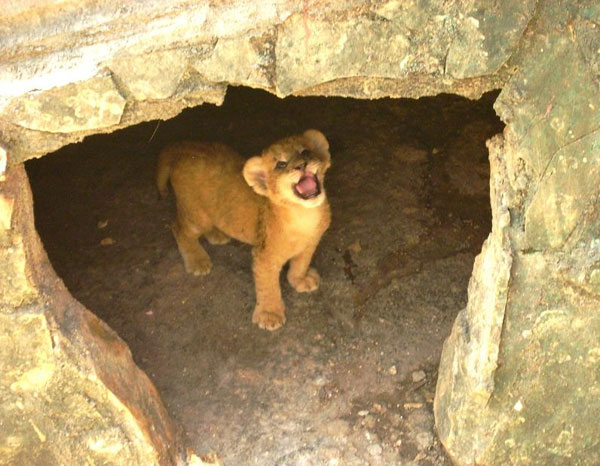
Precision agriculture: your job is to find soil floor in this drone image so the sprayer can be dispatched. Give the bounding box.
[27,87,504,466]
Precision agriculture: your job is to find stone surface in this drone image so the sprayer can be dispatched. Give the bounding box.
[435,135,514,462]
[0,166,183,465]
[496,19,600,251]
[0,0,532,164]
[0,167,42,309]
[275,12,413,96]
[558,198,600,297]
[275,0,535,96]
[485,255,600,465]
[524,131,600,249]
[435,2,600,464]
[109,50,188,101]
[192,32,274,89]
[7,76,126,134]
[445,0,536,79]
[0,144,6,182]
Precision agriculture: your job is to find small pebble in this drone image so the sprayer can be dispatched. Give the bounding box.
[514,400,523,412]
[388,365,397,375]
[358,410,370,417]
[404,402,423,409]
[372,403,385,413]
[368,444,383,457]
[412,370,426,383]
[100,237,115,246]
[416,431,434,450]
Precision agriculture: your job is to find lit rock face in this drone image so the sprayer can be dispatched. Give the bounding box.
[0,0,535,163]
[7,76,126,133]
[0,166,182,465]
[0,1,598,465]
[435,1,600,464]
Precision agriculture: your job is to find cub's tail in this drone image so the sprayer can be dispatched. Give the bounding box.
[156,147,177,199]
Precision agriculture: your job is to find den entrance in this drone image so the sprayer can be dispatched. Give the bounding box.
[26,88,503,465]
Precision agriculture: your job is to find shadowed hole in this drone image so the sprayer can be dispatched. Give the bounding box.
[26,87,503,465]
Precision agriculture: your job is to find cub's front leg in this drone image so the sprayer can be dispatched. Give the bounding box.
[251,248,287,331]
[287,241,321,293]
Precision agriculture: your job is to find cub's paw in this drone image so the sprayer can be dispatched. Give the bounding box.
[288,268,320,293]
[184,258,212,276]
[252,307,286,331]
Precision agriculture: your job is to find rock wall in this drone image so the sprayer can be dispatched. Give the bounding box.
[0,0,598,465]
[0,0,534,165]
[435,1,600,464]
[0,165,182,464]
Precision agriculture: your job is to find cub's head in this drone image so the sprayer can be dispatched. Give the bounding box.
[243,129,331,208]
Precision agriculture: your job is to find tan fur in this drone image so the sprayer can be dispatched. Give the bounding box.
[157,130,331,330]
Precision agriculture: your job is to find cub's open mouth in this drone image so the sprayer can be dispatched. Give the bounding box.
[293,172,321,200]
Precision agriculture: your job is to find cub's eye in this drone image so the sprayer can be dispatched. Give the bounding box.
[275,160,288,170]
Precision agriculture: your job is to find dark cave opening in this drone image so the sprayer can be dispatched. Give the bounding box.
[26,87,503,465]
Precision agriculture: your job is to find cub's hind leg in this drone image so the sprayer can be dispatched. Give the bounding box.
[172,210,213,276]
[204,227,231,245]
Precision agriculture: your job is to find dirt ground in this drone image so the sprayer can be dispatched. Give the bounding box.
[27,87,503,466]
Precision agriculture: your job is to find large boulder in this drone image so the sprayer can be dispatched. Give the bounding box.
[435,2,600,464]
[0,165,183,465]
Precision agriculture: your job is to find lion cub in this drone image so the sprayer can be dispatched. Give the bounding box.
[157,130,331,330]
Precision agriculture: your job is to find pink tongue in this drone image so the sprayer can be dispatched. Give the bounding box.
[296,174,318,195]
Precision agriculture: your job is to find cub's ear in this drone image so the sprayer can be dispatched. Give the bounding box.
[243,156,268,196]
[303,129,329,153]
